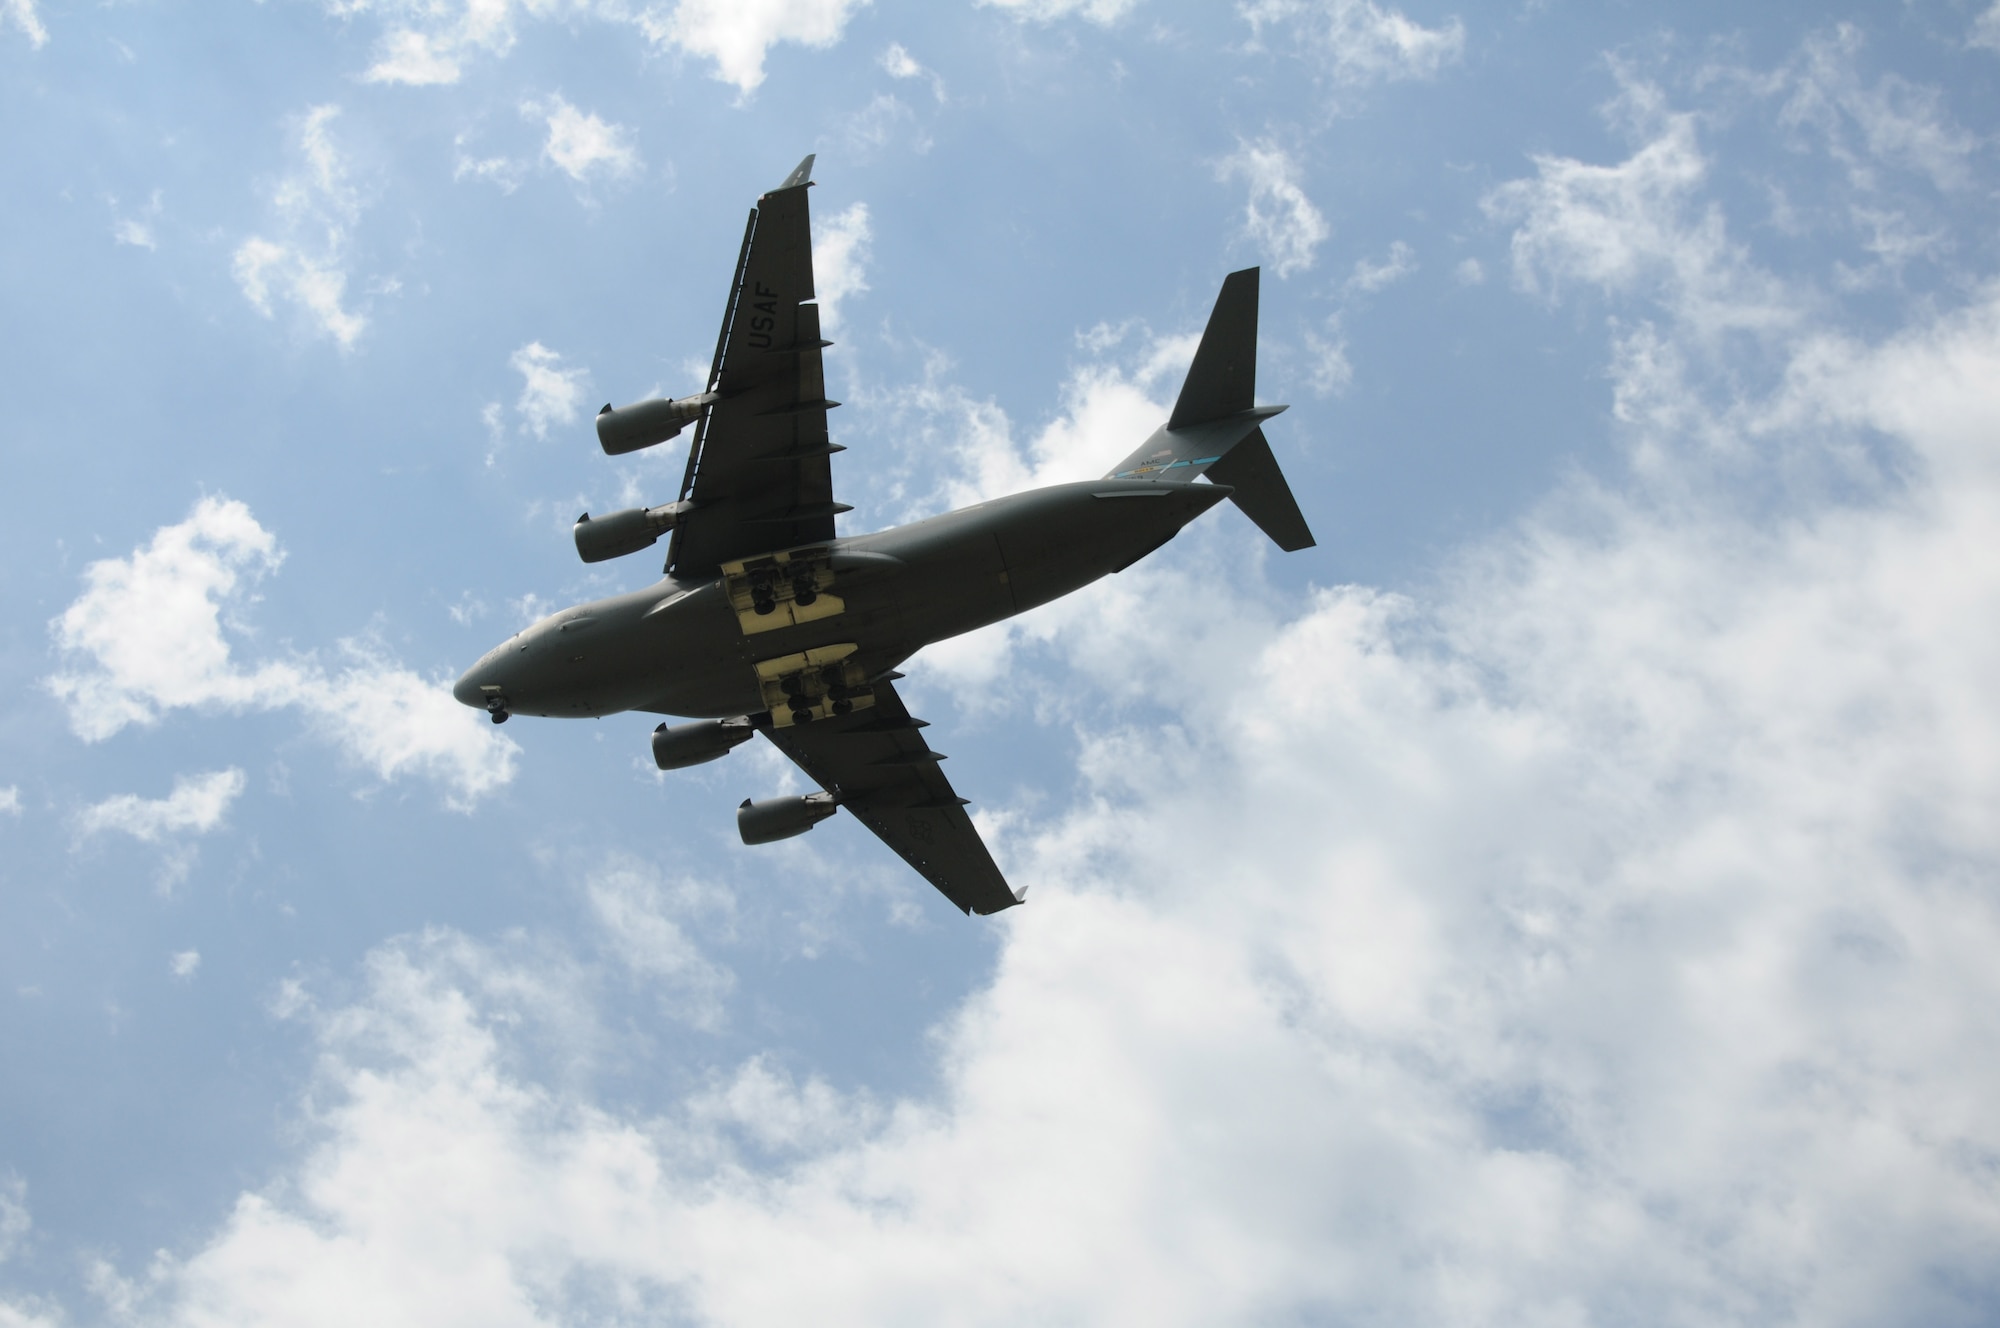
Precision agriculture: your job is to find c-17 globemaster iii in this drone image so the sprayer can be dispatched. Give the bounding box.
[455,156,1315,916]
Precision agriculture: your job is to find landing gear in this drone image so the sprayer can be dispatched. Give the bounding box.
[485,696,511,724]
[721,549,841,634]
[753,645,879,729]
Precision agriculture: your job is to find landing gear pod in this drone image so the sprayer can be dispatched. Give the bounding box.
[573,502,693,563]
[652,718,754,770]
[596,394,717,456]
[737,792,838,845]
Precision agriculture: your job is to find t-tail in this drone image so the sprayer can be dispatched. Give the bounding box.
[1104,267,1316,552]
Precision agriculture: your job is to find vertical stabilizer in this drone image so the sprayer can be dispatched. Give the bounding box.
[1167,268,1259,429]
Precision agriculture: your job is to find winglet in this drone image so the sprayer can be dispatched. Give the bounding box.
[774,154,816,192]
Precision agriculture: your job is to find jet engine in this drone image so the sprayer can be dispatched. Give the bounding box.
[652,717,754,770]
[573,501,693,563]
[737,792,838,845]
[596,393,718,456]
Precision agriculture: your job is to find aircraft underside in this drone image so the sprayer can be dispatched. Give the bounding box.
[454,156,1313,916]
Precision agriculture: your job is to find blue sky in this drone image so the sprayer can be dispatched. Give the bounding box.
[5,0,2000,1322]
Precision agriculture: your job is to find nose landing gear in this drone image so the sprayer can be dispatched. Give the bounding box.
[485,696,511,724]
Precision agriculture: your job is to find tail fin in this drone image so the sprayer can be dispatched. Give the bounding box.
[1103,268,1316,552]
[1169,267,1259,429]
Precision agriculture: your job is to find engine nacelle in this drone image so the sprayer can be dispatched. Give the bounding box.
[596,393,717,456]
[573,502,692,564]
[652,717,754,771]
[737,792,838,845]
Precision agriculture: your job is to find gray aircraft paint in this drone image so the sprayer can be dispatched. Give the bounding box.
[455,157,1313,915]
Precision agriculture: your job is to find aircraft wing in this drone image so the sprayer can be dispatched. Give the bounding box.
[760,680,1021,916]
[667,154,847,579]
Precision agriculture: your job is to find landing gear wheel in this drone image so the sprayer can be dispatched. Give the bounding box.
[753,598,776,615]
[793,583,818,607]
[489,710,509,724]
[831,699,853,716]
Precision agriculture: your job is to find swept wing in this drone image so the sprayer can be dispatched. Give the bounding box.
[760,681,1020,916]
[667,154,848,578]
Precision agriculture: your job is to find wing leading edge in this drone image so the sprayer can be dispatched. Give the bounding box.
[759,681,1021,916]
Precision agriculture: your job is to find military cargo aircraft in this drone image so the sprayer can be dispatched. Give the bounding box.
[455,156,1314,915]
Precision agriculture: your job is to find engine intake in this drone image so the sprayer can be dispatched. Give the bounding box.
[574,502,693,563]
[737,792,839,845]
[652,718,754,771]
[596,394,718,456]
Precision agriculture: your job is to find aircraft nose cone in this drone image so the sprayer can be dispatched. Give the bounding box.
[451,669,483,709]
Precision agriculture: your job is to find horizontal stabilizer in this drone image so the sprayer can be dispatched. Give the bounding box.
[1204,428,1315,551]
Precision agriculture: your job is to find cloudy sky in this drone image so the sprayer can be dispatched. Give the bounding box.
[5,0,2000,1322]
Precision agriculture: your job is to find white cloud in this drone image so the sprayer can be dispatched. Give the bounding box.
[880,40,944,99]
[232,105,369,348]
[46,496,304,738]
[1975,2,2000,53]
[1347,238,1416,292]
[641,0,869,94]
[453,136,526,193]
[1241,0,1465,86]
[46,498,518,807]
[1454,255,1485,285]
[881,39,918,77]
[170,950,202,980]
[810,202,871,330]
[684,1055,882,1153]
[584,858,734,1027]
[312,646,521,806]
[112,192,164,251]
[870,333,1181,535]
[975,0,1141,22]
[0,1301,61,1328]
[1484,109,1799,348]
[509,341,589,439]
[525,94,640,183]
[2,0,47,49]
[342,0,519,85]
[837,92,927,159]
[333,0,867,92]
[1304,318,1353,395]
[0,1175,26,1261]
[1217,140,1330,279]
[77,769,246,845]
[0,787,19,816]
[1775,25,1977,195]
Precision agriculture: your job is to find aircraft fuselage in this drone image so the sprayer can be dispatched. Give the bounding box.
[453,477,1230,723]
